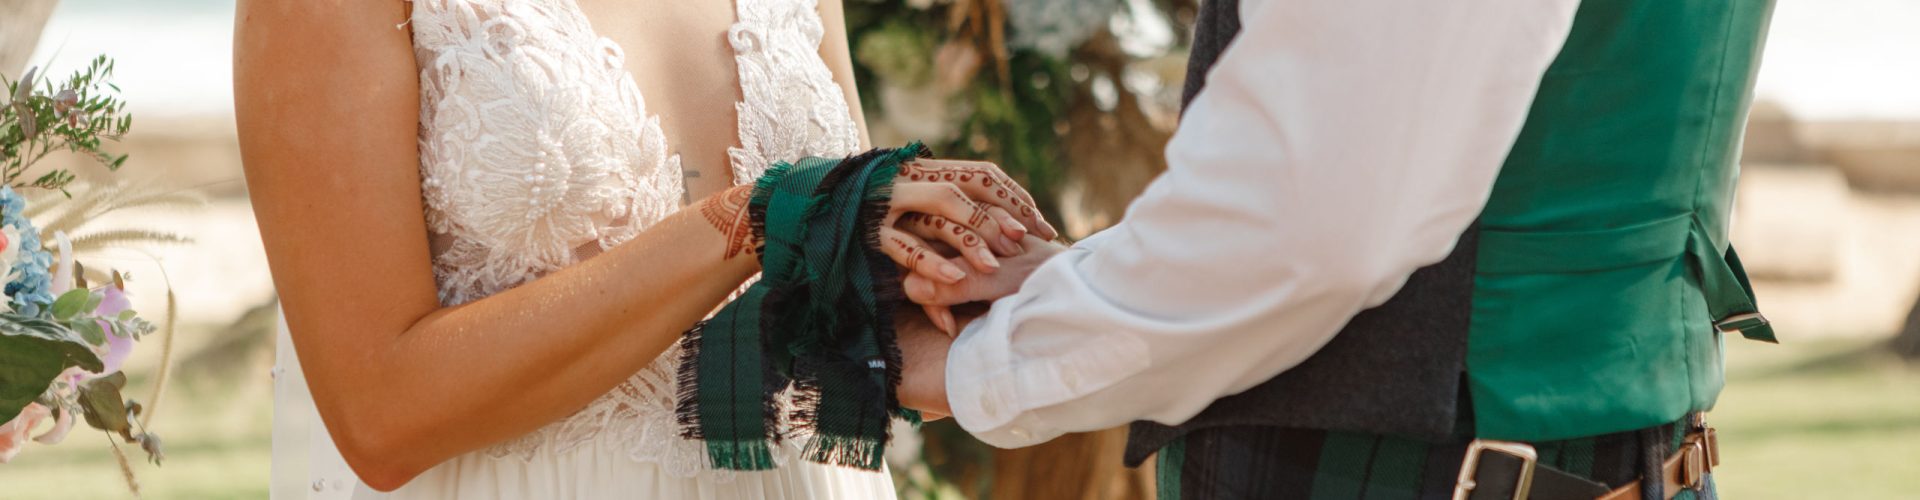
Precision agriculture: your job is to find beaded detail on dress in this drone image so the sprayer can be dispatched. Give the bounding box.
[408,0,860,477]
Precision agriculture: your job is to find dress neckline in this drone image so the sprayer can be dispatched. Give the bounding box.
[553,0,748,189]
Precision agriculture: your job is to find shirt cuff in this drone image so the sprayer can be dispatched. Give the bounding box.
[945,305,1050,448]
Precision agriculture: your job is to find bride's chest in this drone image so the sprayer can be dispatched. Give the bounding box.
[409,0,861,294]
[576,0,740,192]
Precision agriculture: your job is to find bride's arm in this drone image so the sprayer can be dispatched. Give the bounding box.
[236,1,1046,488]
[233,3,762,490]
[237,2,1021,488]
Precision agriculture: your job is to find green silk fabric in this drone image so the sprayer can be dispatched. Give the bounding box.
[1467,0,1778,441]
[677,144,926,471]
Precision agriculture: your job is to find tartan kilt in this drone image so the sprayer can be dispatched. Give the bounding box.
[1155,419,1715,500]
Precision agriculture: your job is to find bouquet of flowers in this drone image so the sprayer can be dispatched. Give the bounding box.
[0,56,183,489]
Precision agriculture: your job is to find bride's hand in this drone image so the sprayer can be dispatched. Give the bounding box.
[879,159,1057,285]
[896,159,1057,242]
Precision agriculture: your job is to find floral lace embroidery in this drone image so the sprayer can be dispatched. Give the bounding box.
[409,0,860,478]
[727,0,863,182]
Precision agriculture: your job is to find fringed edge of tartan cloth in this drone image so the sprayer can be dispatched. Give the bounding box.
[675,143,929,471]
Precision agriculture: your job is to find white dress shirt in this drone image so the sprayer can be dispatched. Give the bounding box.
[944,0,1585,448]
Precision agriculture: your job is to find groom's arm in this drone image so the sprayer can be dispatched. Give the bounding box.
[941,0,1584,448]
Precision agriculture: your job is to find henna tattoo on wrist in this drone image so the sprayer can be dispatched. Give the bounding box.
[701,184,758,260]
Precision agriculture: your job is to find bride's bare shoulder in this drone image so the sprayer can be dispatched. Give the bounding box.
[231,0,422,205]
[233,0,412,47]
[232,0,415,99]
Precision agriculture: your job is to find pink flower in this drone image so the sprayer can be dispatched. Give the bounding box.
[34,405,73,446]
[95,286,131,317]
[100,325,134,376]
[0,403,51,463]
[30,367,91,447]
[95,286,135,376]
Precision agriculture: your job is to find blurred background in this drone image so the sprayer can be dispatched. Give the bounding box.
[0,0,1915,498]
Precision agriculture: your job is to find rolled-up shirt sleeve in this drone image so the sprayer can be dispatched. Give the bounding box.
[945,0,1584,448]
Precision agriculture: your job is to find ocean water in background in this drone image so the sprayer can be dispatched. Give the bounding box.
[28,0,237,119]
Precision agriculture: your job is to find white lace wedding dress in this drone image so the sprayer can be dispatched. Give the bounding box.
[269,0,896,497]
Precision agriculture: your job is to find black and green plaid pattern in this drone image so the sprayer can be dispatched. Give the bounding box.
[676,144,927,471]
[1157,420,1714,500]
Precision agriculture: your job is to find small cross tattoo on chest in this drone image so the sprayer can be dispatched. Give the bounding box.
[681,170,702,205]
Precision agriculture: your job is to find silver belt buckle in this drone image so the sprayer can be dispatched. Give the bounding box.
[1453,439,1538,500]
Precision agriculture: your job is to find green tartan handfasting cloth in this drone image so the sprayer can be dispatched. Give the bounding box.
[676,143,928,471]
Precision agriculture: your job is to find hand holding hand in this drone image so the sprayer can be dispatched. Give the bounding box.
[894,306,963,419]
[905,234,1065,334]
[879,159,1058,288]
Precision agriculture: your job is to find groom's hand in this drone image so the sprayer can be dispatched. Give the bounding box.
[905,234,1065,308]
[895,308,958,418]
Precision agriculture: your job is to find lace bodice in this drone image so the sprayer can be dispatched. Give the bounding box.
[409,0,861,477]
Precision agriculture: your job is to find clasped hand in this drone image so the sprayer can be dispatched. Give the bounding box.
[878,158,1069,420]
[879,159,1067,331]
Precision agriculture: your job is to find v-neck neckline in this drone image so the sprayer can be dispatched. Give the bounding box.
[557,0,752,189]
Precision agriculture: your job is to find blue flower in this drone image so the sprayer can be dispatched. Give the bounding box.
[0,187,55,316]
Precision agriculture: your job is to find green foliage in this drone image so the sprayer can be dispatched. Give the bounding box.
[846,0,1191,232]
[50,288,91,322]
[0,313,102,423]
[2,55,132,195]
[78,371,129,437]
[0,365,271,499]
[0,55,167,488]
[945,54,1075,224]
[845,2,1079,224]
[857,22,938,87]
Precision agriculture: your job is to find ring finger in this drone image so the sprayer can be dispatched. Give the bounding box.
[899,213,999,273]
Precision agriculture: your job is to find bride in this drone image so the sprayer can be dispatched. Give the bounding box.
[233,0,1055,498]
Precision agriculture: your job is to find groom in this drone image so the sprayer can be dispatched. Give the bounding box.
[898,0,1778,498]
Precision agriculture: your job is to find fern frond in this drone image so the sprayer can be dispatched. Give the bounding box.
[140,283,177,431]
[30,182,203,236]
[95,190,204,217]
[68,229,192,253]
[35,183,124,233]
[21,185,72,219]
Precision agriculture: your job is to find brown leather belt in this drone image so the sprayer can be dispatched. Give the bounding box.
[1453,426,1720,500]
[1598,428,1719,500]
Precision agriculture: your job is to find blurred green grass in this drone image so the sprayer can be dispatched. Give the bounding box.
[0,320,272,500]
[0,336,1913,499]
[0,381,270,499]
[1710,337,1920,499]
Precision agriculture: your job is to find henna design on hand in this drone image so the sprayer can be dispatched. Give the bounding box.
[966,202,991,229]
[901,160,1041,222]
[701,184,758,260]
[900,213,980,250]
[893,237,928,271]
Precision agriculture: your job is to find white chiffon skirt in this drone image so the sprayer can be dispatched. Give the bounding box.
[273,315,896,500]
[361,438,896,500]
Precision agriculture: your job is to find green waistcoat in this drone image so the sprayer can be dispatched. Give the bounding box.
[1468,0,1780,441]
